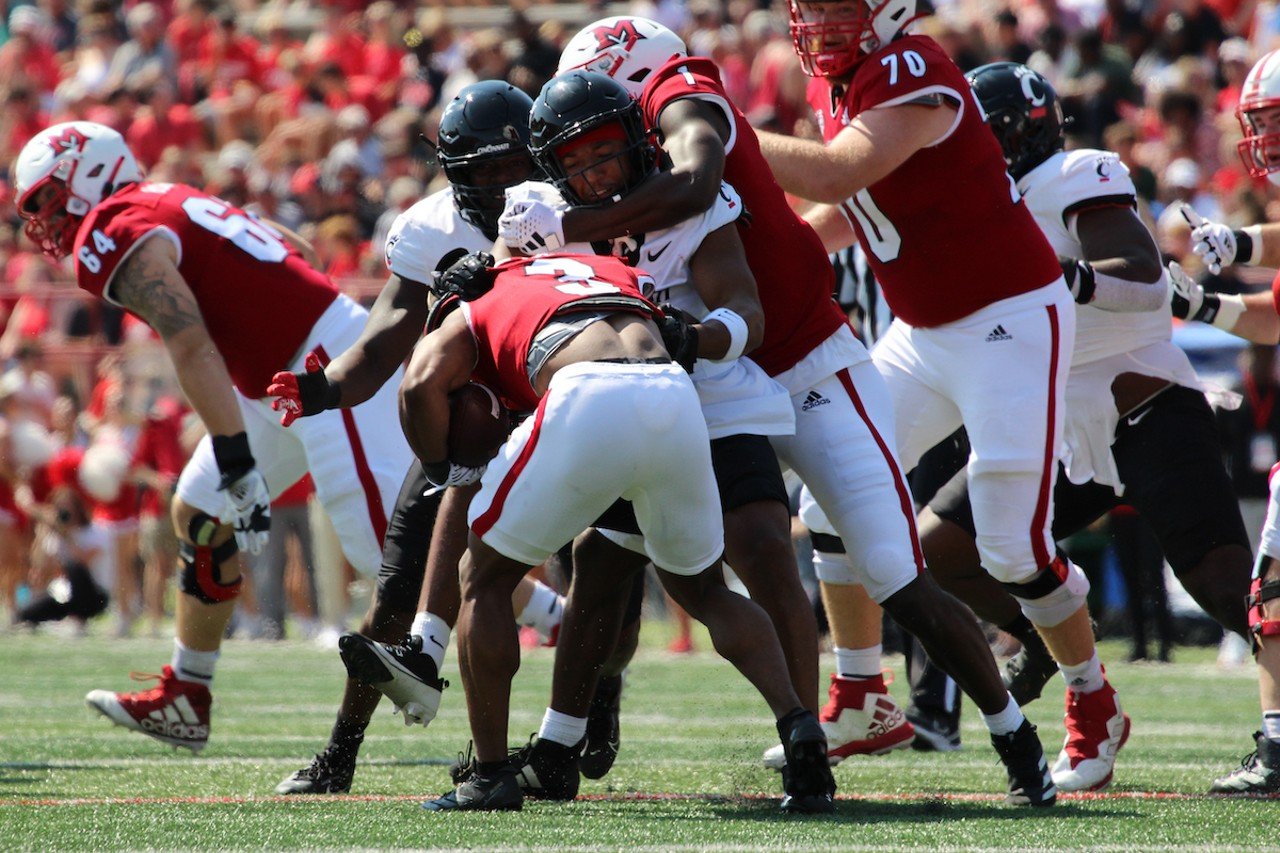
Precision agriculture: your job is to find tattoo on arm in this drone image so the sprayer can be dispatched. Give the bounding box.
[112,244,204,339]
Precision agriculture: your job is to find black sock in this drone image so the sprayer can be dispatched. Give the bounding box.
[477,759,509,778]
[1000,613,1040,647]
[775,707,809,740]
[329,717,366,758]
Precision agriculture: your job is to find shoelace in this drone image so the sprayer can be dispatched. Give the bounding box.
[125,670,171,700]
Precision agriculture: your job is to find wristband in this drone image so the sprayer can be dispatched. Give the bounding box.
[1196,293,1246,331]
[212,432,255,481]
[702,307,750,362]
[1240,225,1265,266]
[423,459,451,487]
[1062,258,1096,305]
[297,367,341,414]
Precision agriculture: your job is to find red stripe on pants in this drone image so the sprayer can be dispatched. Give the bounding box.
[834,367,925,573]
[1029,306,1061,569]
[313,345,388,545]
[471,393,550,540]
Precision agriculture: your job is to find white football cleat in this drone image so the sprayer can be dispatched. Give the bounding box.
[1050,680,1130,792]
[763,672,915,768]
[338,632,448,726]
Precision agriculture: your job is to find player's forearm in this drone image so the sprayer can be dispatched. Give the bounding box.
[164,325,247,437]
[563,166,720,241]
[1256,224,1280,268]
[325,277,429,408]
[758,131,849,202]
[1226,292,1280,344]
[804,203,858,253]
[398,376,451,465]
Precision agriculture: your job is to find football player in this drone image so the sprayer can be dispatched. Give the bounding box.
[499,17,1056,806]
[495,69,813,796]
[907,62,1251,792]
[267,81,564,794]
[407,252,834,813]
[754,0,1128,802]
[1163,47,1280,795]
[13,121,414,753]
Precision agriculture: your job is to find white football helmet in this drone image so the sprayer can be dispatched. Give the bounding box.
[14,121,141,258]
[1237,50,1280,186]
[557,16,687,99]
[788,0,919,78]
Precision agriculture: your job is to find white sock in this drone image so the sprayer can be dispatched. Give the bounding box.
[1264,711,1280,742]
[171,640,218,687]
[538,707,587,747]
[410,611,451,670]
[834,645,882,680]
[1060,651,1105,694]
[518,581,563,641]
[982,693,1026,736]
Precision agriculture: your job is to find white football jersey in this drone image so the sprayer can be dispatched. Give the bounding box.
[503,180,794,439]
[384,188,493,285]
[1018,149,1171,366]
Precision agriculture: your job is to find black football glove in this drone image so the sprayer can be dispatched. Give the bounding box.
[432,251,496,301]
[657,306,700,373]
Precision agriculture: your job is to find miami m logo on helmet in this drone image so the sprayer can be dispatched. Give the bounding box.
[45,126,86,155]
[592,19,645,52]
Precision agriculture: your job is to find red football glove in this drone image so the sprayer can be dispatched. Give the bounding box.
[268,352,338,427]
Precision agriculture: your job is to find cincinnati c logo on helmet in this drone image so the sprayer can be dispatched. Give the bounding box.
[592,20,645,51]
[46,127,85,155]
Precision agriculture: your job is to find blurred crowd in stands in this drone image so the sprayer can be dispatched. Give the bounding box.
[1,0,1278,656]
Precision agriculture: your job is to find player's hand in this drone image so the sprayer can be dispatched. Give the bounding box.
[498,199,565,255]
[1180,204,1239,275]
[219,467,271,554]
[657,305,700,373]
[424,460,486,488]
[1167,261,1206,320]
[267,352,339,427]
[433,252,495,301]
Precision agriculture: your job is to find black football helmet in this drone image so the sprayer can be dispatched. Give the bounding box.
[966,62,1066,181]
[528,70,656,205]
[437,81,537,239]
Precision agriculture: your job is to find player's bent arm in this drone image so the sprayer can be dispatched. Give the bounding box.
[804,203,859,254]
[1069,205,1166,312]
[686,222,764,358]
[398,312,477,467]
[112,235,246,438]
[561,99,729,241]
[324,273,431,407]
[757,103,956,205]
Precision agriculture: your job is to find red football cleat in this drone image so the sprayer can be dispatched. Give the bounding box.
[1051,680,1130,792]
[85,666,211,753]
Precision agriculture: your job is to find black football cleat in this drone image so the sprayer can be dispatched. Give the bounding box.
[778,710,836,814]
[275,743,357,794]
[338,633,448,726]
[422,764,523,812]
[1002,629,1059,707]
[513,735,581,801]
[1210,732,1280,796]
[580,674,623,780]
[991,718,1057,807]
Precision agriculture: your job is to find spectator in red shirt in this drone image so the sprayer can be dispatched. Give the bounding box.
[303,5,367,79]
[0,6,63,96]
[0,88,50,166]
[194,10,264,100]
[168,0,216,68]
[127,80,206,170]
[356,1,405,115]
[255,9,303,92]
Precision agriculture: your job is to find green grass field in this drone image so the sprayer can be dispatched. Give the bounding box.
[2,629,1276,851]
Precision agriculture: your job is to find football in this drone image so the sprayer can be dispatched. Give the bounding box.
[447,382,512,466]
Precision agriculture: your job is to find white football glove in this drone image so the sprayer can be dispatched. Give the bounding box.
[1180,203,1238,275]
[220,468,271,555]
[1166,260,1205,320]
[498,199,565,254]
[425,462,486,488]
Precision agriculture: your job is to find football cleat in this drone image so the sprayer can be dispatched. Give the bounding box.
[906,706,962,752]
[338,633,448,726]
[762,673,915,769]
[778,711,836,814]
[512,735,581,801]
[275,743,358,794]
[423,763,524,812]
[1050,681,1130,792]
[991,718,1056,807]
[580,673,623,780]
[85,666,210,753]
[1002,630,1059,707]
[1209,732,1280,796]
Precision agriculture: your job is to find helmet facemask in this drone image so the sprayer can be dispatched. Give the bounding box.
[533,110,655,206]
[442,151,538,239]
[788,0,919,78]
[17,177,85,259]
[1237,103,1280,185]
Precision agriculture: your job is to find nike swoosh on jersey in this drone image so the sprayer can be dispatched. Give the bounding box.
[1126,408,1152,427]
[645,244,670,263]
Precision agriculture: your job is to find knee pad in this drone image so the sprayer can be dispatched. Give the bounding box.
[812,537,857,585]
[1003,556,1089,628]
[179,538,241,605]
[1248,577,1280,655]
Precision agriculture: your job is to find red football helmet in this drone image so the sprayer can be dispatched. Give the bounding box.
[788,0,920,78]
[14,121,140,259]
[1237,50,1280,185]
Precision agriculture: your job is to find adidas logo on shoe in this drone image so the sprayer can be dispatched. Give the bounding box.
[866,697,907,739]
[140,695,208,741]
[802,390,831,411]
[986,325,1013,342]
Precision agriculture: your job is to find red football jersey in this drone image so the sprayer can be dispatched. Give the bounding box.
[463,255,662,412]
[640,57,845,376]
[73,182,338,397]
[806,35,1061,327]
